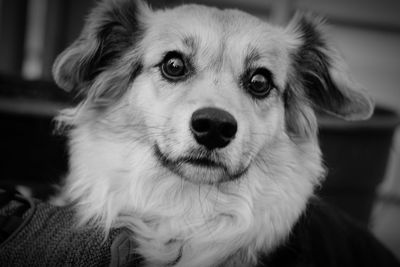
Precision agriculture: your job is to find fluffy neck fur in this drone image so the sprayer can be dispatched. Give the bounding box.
[61,116,323,267]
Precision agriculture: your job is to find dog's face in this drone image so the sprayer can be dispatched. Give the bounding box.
[135,5,294,184]
[53,1,373,265]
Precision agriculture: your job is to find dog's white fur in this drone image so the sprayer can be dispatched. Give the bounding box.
[53,1,373,266]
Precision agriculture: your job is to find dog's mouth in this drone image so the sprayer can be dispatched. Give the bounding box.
[154,144,248,184]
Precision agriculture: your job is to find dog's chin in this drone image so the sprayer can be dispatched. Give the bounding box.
[154,145,248,184]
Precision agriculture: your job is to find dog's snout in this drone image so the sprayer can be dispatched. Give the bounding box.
[190,107,237,150]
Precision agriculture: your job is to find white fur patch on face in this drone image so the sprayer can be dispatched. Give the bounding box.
[55,2,331,266]
[127,5,300,186]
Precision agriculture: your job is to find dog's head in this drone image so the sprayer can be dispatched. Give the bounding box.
[53,1,373,264]
[54,1,372,186]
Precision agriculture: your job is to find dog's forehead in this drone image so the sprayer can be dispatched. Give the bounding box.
[141,4,292,81]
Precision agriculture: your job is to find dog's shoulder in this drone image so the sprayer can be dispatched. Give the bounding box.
[260,198,400,267]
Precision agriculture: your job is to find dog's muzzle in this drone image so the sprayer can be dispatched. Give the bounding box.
[190,107,237,150]
[154,107,244,184]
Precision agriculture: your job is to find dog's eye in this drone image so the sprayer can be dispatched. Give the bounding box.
[160,52,186,80]
[247,69,273,98]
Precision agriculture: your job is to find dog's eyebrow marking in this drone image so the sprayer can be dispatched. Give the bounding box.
[244,46,261,70]
[182,35,198,57]
[183,36,197,50]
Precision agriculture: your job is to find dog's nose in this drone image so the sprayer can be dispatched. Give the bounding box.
[190,107,237,150]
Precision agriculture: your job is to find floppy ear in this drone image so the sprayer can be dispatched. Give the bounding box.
[286,13,374,121]
[52,0,149,94]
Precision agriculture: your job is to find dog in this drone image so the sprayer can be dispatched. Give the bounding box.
[51,0,390,266]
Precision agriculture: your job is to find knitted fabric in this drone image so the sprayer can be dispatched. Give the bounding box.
[0,192,122,267]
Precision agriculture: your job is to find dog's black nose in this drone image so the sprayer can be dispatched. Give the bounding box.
[190,107,237,150]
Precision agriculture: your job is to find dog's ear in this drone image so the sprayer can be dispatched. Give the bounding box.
[286,13,374,121]
[52,0,150,93]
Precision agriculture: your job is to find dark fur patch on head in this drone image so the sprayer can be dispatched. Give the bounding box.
[53,0,146,102]
[283,16,335,139]
[291,16,346,113]
[284,14,373,138]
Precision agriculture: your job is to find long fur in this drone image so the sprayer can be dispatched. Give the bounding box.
[52,1,373,266]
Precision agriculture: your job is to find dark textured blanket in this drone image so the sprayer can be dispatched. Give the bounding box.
[0,189,140,266]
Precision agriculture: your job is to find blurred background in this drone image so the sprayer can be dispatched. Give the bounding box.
[0,0,399,258]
